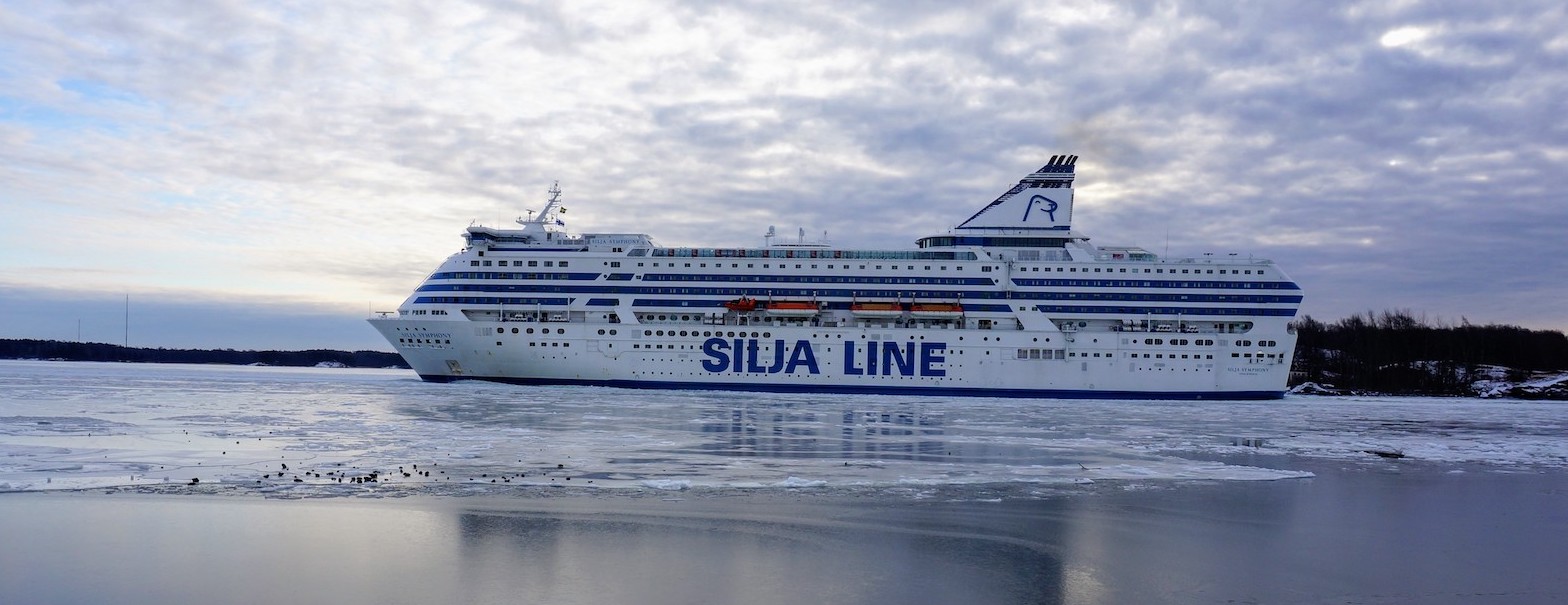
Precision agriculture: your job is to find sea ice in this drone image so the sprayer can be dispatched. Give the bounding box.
[2,360,1563,498]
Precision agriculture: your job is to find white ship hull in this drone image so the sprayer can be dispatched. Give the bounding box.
[371,158,1300,400]
[371,318,1289,399]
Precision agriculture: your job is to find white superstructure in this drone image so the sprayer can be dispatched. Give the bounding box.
[370,156,1300,399]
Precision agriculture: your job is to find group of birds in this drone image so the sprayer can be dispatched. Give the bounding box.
[232,461,581,486]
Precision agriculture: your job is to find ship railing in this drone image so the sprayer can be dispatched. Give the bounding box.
[1091,253,1277,265]
[1161,256,1276,265]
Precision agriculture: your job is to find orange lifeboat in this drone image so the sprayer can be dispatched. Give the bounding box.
[909,302,964,319]
[850,302,903,318]
[724,297,758,312]
[763,300,819,318]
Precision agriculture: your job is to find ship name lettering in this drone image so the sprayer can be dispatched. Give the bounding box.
[701,338,820,375]
[843,340,947,377]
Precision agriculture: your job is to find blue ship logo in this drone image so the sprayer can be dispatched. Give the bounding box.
[1022,194,1059,222]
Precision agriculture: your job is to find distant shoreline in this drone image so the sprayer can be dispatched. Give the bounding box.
[0,339,406,369]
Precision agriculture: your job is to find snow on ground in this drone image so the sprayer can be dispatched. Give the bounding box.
[1,360,1564,496]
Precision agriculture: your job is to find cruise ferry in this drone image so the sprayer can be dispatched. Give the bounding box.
[370,156,1300,399]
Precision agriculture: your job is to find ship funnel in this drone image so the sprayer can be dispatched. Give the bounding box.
[955,156,1078,230]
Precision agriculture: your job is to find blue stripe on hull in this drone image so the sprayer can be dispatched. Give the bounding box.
[414,374,1283,401]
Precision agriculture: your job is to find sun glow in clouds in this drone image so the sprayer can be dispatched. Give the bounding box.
[1379,26,1433,48]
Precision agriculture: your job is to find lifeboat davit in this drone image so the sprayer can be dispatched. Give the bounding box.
[724,297,758,312]
[850,302,903,318]
[909,302,963,319]
[763,300,819,318]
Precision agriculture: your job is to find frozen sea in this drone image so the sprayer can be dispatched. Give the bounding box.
[2,360,1565,494]
[2,360,1566,604]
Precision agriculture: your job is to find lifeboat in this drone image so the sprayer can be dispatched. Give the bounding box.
[763,300,819,318]
[850,302,903,318]
[909,302,963,319]
[724,297,758,312]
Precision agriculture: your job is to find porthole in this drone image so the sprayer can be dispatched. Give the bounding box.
[512,328,519,334]
[597,329,606,335]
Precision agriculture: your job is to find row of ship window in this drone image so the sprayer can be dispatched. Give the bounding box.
[645,330,774,338]
[1022,267,1264,275]
[1139,338,1217,345]
[1013,349,1281,360]
[572,327,1272,349]
[638,262,979,271]
[466,256,1267,277]
[1134,339,1274,347]
[414,290,1298,306]
[471,260,570,267]
[430,274,1290,291]
[648,249,971,260]
[398,335,1275,361]
[621,261,1263,276]
[638,274,990,286]
[466,252,1268,277]
[499,327,567,334]
[1015,279,1293,289]
[1016,349,1219,360]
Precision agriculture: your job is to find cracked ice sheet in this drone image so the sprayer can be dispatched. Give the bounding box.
[1,360,1563,497]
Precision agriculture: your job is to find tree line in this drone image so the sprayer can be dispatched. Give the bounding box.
[1290,311,1568,394]
[0,339,406,369]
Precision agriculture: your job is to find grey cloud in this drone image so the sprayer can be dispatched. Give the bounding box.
[3,0,1567,349]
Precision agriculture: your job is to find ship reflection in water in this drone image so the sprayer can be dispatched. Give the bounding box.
[694,405,949,461]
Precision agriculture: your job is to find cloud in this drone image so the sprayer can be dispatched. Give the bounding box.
[2,0,1567,349]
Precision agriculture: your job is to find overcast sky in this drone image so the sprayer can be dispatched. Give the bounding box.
[2,1,1566,351]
